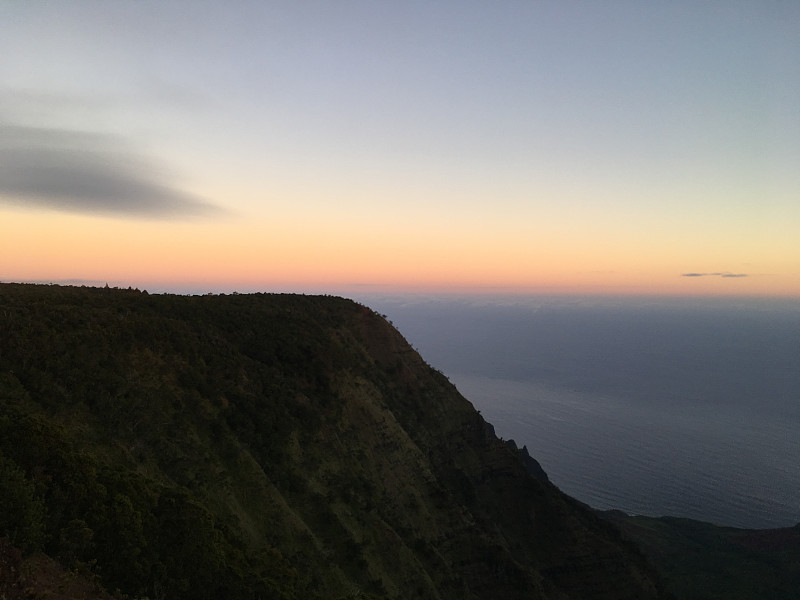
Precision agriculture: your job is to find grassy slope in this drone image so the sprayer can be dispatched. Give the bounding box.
[0,283,663,600]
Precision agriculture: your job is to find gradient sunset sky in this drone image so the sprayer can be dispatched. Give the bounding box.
[2,1,798,296]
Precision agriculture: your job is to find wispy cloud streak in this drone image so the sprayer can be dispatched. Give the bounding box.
[0,123,225,219]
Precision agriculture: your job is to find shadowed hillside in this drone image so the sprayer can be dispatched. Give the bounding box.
[602,511,800,600]
[0,283,665,599]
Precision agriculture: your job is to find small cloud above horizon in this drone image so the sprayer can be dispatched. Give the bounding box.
[0,122,226,220]
[681,272,748,278]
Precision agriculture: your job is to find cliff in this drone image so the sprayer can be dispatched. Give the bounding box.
[0,283,665,599]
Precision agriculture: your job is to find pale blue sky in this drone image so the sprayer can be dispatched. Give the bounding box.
[1,1,798,294]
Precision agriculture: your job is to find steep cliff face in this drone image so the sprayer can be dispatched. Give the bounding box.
[0,283,665,599]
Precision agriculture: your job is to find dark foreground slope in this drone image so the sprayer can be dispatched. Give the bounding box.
[602,511,800,600]
[0,283,664,600]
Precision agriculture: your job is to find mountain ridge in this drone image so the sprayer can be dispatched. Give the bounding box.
[0,282,664,599]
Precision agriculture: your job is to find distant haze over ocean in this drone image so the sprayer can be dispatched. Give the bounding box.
[357,294,800,529]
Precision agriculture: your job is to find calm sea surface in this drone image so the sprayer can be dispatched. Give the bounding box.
[357,294,800,529]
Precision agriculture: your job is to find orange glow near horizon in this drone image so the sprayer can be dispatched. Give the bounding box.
[2,208,797,298]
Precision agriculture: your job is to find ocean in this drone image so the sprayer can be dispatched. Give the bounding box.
[356,294,800,530]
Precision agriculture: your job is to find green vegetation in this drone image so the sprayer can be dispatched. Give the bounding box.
[0,283,664,599]
[0,450,46,553]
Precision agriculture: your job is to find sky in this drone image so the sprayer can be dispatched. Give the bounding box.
[1,1,798,296]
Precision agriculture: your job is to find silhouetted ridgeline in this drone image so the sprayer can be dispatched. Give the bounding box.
[0,283,664,599]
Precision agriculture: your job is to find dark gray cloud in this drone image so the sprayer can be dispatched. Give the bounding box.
[0,123,225,219]
[681,272,748,278]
